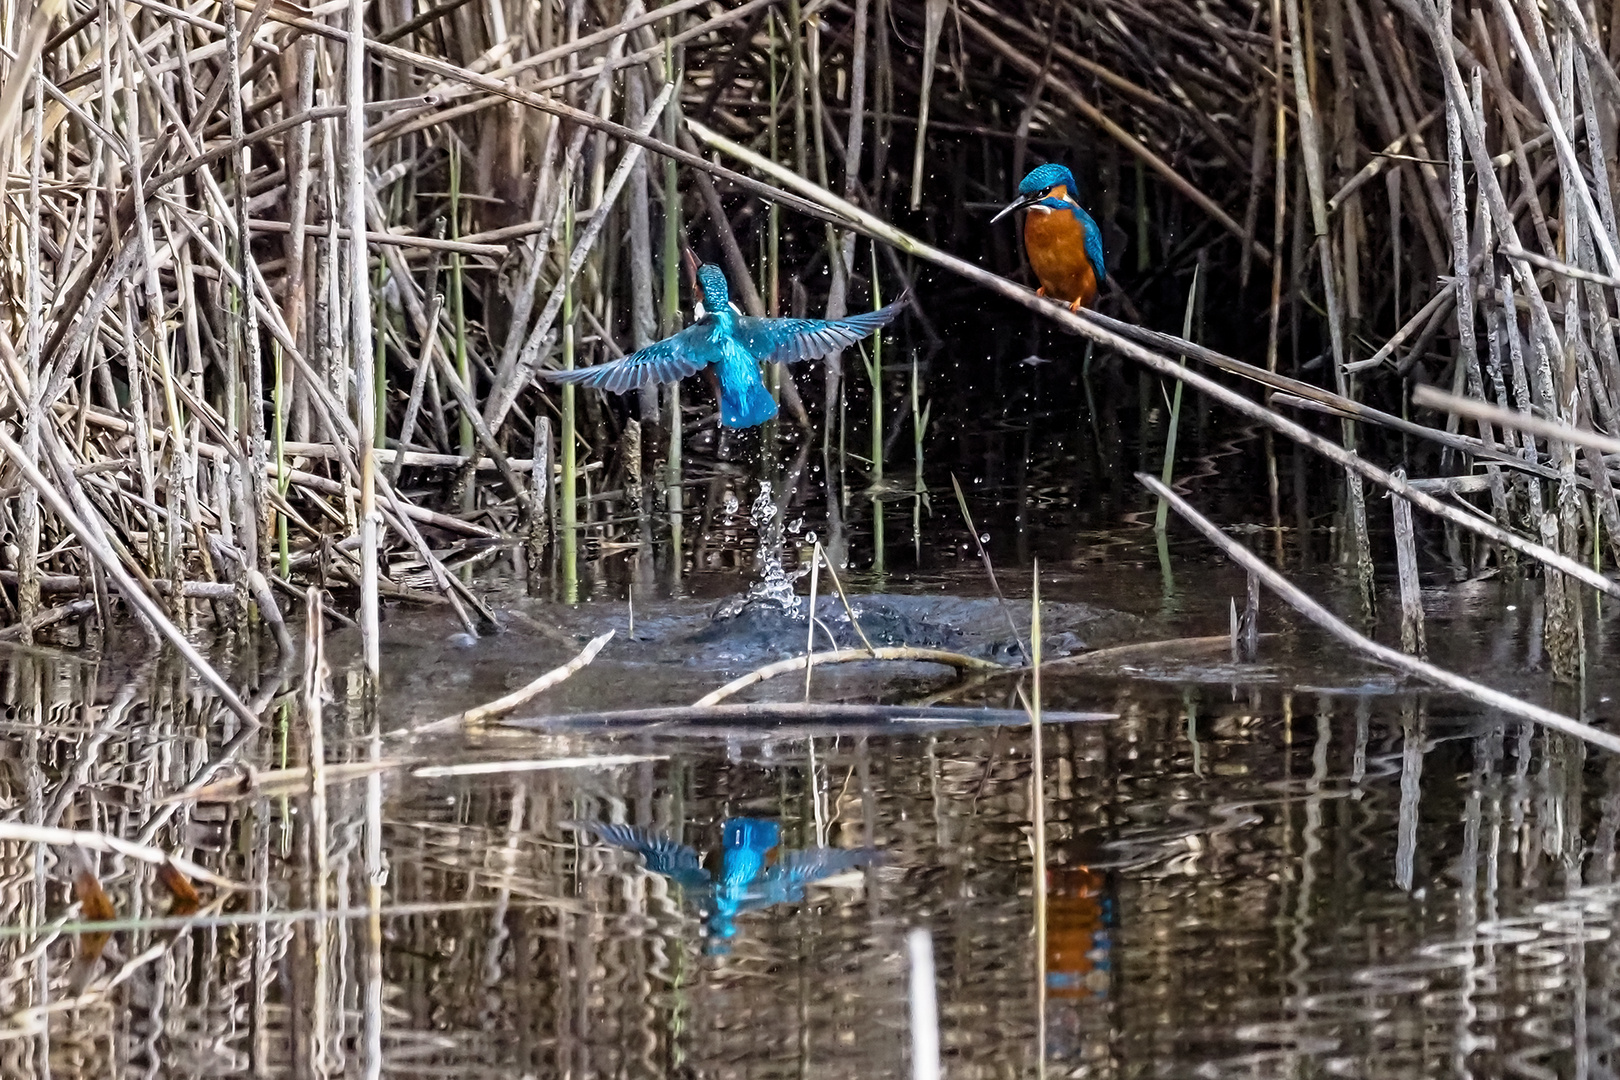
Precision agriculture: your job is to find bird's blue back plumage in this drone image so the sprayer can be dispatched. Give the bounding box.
[719,817,780,891]
[714,337,778,428]
[1075,206,1108,284]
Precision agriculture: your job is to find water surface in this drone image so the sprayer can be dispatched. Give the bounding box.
[3,451,1618,1080]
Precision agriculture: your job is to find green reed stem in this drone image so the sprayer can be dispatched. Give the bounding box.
[1155,263,1200,532]
[867,243,883,487]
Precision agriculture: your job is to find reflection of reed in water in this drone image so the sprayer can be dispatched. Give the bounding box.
[5,644,1620,1078]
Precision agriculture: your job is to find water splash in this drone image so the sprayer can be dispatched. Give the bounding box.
[715,481,804,618]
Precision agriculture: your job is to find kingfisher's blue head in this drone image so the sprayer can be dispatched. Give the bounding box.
[696,263,731,318]
[992,163,1084,223]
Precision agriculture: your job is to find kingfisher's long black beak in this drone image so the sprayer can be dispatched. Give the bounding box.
[991,191,1041,224]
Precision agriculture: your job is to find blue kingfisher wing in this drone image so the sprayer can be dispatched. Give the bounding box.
[538,324,713,394]
[1073,205,1107,284]
[571,822,711,890]
[763,846,880,891]
[733,295,907,366]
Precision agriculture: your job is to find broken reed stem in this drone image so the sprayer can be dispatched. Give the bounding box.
[814,543,877,654]
[0,426,259,726]
[1142,472,1620,753]
[1390,477,1428,658]
[804,542,822,701]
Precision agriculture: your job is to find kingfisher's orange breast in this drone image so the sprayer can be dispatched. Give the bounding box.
[1022,200,1097,309]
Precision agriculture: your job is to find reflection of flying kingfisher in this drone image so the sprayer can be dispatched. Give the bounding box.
[572,817,880,947]
[540,263,907,429]
[992,163,1107,312]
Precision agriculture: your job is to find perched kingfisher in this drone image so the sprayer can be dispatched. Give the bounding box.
[540,263,907,428]
[571,817,880,950]
[992,163,1107,311]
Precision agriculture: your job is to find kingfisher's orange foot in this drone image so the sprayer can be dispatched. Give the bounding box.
[1035,286,1047,298]
[1068,296,1086,313]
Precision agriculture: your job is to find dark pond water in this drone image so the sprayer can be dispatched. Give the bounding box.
[4,423,1620,1079]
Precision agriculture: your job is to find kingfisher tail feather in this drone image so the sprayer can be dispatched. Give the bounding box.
[720,372,779,428]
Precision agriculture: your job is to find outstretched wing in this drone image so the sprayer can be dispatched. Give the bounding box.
[733,294,908,366]
[715,846,881,913]
[569,821,711,890]
[538,324,714,394]
[763,846,881,891]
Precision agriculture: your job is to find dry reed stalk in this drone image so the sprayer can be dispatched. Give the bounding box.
[1143,472,1620,754]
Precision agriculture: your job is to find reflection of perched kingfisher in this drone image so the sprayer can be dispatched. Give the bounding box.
[992,163,1107,312]
[540,263,907,429]
[572,817,879,949]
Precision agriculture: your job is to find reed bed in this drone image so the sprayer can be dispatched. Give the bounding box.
[2,0,1619,1065]
[0,0,1610,702]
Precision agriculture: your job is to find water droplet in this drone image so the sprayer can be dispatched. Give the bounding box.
[980,533,990,543]
[722,493,739,516]
[806,531,817,544]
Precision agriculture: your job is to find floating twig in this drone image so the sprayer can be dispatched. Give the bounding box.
[694,647,1002,707]
[403,629,616,734]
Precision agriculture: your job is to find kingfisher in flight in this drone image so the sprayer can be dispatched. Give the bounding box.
[992,163,1107,312]
[540,262,907,428]
[570,817,879,950]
